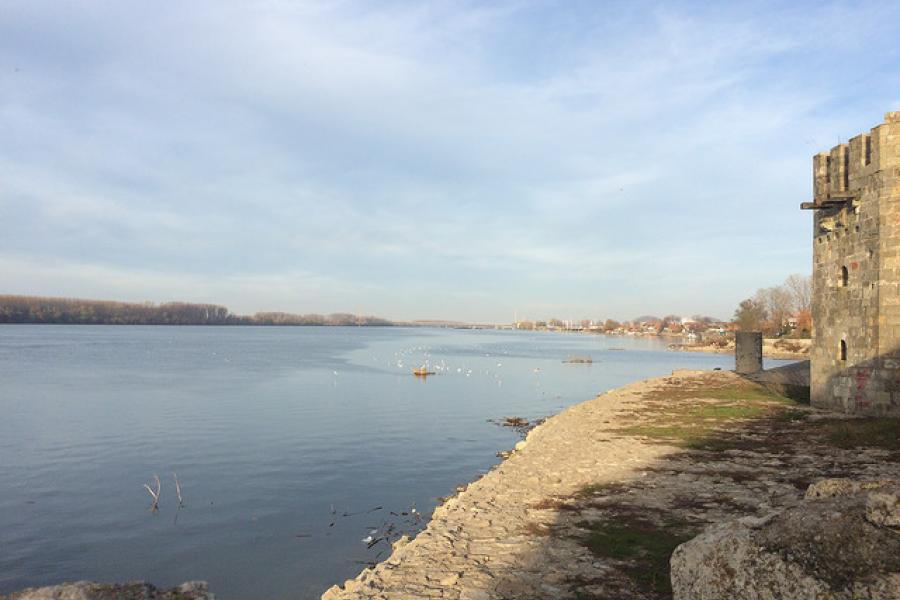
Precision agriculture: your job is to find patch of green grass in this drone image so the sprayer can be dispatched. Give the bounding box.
[579,483,607,496]
[644,383,795,405]
[702,386,794,404]
[683,402,769,420]
[618,424,709,445]
[687,434,766,453]
[619,403,779,446]
[577,482,633,497]
[813,418,900,450]
[617,384,801,447]
[577,518,694,595]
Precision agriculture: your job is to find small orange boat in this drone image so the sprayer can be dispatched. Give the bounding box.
[412,367,435,377]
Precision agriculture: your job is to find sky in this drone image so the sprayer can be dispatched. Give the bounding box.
[1,0,899,323]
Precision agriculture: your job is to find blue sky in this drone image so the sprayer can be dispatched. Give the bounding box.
[1,0,899,322]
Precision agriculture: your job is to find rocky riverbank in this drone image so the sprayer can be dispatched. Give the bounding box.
[323,369,899,599]
[0,581,213,600]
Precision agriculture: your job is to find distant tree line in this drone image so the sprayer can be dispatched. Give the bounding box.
[249,311,392,326]
[732,273,812,337]
[0,295,393,326]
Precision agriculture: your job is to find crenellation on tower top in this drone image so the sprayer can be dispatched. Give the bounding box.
[828,143,849,193]
[847,133,871,190]
[803,115,899,210]
[812,152,830,203]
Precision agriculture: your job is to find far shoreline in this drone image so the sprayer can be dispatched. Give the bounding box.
[667,337,810,361]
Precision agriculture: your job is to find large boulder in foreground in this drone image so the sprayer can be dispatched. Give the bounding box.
[0,581,213,600]
[670,479,900,599]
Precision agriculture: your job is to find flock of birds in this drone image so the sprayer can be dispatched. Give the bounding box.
[323,343,597,554]
[389,345,529,383]
[323,343,582,400]
[327,344,534,388]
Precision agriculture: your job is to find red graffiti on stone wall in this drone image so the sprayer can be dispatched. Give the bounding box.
[854,368,871,408]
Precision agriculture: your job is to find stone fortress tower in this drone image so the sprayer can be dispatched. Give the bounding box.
[802,112,900,415]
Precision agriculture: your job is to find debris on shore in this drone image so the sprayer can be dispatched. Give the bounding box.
[488,416,546,437]
[501,416,528,428]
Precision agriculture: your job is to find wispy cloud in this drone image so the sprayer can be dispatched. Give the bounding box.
[1,0,899,321]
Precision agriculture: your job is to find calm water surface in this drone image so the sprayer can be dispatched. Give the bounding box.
[0,326,788,598]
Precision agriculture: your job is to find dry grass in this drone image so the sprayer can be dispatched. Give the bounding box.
[811,418,900,451]
[613,383,805,451]
[576,515,697,596]
[555,376,898,598]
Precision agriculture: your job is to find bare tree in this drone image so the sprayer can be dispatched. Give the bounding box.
[784,273,812,313]
[754,286,793,335]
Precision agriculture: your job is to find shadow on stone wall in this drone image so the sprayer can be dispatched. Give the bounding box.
[745,360,810,403]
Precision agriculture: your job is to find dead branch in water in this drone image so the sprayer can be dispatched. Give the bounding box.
[340,505,383,517]
[173,472,184,507]
[353,550,385,569]
[488,415,546,437]
[143,474,161,511]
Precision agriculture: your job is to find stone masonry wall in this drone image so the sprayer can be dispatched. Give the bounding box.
[809,112,900,415]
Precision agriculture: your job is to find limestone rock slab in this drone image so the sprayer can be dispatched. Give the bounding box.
[671,480,900,599]
[0,581,213,600]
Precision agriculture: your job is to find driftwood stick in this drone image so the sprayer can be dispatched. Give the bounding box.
[143,474,161,511]
[173,472,184,507]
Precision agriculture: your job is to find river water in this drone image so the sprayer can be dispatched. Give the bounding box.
[0,326,786,598]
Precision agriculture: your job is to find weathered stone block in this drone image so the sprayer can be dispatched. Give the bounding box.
[735,332,763,374]
[671,479,900,599]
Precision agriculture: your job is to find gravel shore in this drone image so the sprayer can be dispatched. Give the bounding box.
[322,370,899,599]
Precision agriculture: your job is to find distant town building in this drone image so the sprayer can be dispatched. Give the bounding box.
[802,111,900,415]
